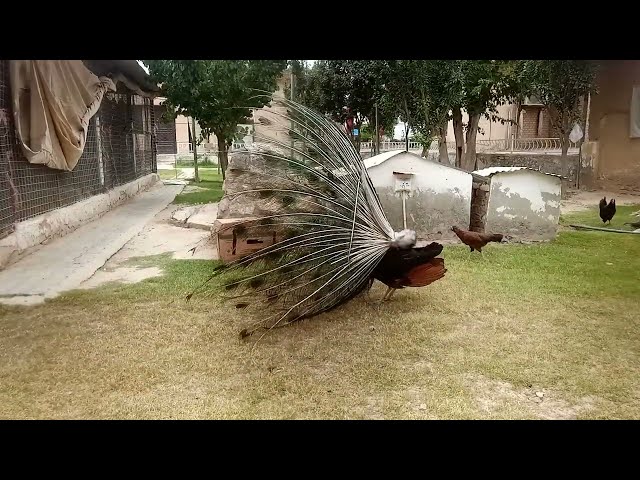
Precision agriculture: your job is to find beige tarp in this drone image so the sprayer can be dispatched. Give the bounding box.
[631,86,640,138]
[9,60,116,171]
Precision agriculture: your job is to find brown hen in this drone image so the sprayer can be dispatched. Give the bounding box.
[451,226,504,253]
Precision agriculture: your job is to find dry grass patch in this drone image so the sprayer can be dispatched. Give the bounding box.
[1,206,639,419]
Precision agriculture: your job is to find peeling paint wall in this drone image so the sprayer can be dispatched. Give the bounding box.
[484,171,561,241]
[366,152,472,240]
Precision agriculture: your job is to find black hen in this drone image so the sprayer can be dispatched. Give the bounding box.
[370,242,446,301]
[599,197,616,224]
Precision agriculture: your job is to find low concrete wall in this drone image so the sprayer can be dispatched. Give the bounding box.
[0,173,159,270]
[366,152,473,241]
[476,152,580,186]
[377,187,471,241]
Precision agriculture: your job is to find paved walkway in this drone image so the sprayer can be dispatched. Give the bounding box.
[0,184,183,305]
[170,203,218,230]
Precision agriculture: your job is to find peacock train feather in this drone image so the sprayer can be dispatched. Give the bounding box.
[194,97,422,338]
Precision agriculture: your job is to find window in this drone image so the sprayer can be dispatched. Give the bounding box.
[631,86,640,138]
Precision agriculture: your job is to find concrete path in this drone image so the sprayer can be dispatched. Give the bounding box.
[170,203,218,230]
[79,202,217,290]
[0,183,183,305]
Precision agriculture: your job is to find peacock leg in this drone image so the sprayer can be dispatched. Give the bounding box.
[378,286,394,302]
[386,288,397,301]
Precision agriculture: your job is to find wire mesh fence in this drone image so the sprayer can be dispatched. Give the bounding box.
[0,60,156,240]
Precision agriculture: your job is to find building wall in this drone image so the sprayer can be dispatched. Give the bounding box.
[445,104,512,142]
[484,171,561,241]
[520,107,540,138]
[588,60,640,187]
[366,152,472,240]
[519,106,558,138]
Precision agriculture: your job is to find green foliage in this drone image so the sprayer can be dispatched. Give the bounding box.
[411,132,435,147]
[453,60,519,118]
[294,60,397,136]
[175,156,218,168]
[382,61,453,140]
[234,125,252,142]
[359,123,374,142]
[143,60,287,147]
[517,60,597,136]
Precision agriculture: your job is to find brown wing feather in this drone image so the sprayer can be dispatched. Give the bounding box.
[404,258,447,287]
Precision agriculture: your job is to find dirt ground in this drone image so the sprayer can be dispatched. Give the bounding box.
[561,188,640,214]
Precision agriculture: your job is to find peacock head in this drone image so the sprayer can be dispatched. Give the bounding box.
[391,229,416,249]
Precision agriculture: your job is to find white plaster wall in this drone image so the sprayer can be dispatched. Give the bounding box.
[366,151,473,239]
[485,170,561,240]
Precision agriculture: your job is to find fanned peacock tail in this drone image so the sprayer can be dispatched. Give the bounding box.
[196,97,417,338]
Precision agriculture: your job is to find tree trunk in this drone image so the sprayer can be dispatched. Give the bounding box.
[462,113,480,171]
[191,117,200,183]
[421,144,429,158]
[452,107,465,168]
[438,122,449,164]
[405,123,410,152]
[216,133,229,180]
[402,95,411,152]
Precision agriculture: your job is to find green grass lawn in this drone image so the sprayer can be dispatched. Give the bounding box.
[173,170,224,205]
[0,205,639,419]
[560,204,640,230]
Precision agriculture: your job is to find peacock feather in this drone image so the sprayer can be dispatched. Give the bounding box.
[193,97,420,338]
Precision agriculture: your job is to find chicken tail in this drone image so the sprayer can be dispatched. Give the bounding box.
[406,258,447,287]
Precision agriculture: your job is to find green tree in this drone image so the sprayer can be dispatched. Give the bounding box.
[144,60,287,179]
[296,60,397,154]
[518,60,597,177]
[447,60,521,171]
[382,60,462,162]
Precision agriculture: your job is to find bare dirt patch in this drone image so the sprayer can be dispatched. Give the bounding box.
[562,189,640,214]
[465,374,597,420]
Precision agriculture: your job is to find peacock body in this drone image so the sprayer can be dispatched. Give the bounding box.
[199,98,445,338]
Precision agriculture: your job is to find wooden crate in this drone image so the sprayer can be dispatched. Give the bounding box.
[215,217,279,263]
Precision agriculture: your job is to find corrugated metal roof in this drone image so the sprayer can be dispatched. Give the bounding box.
[472,166,565,179]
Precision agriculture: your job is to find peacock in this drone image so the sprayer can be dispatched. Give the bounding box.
[192,97,447,339]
